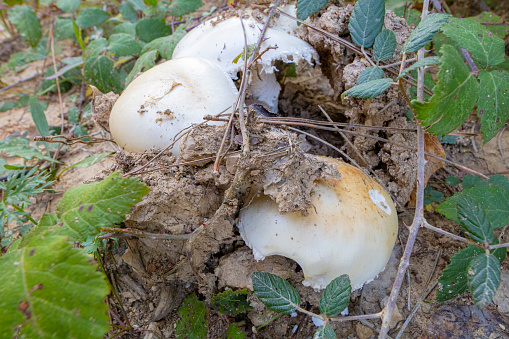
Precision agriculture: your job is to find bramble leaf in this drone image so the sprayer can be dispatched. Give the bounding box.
[76,8,109,29]
[477,70,509,143]
[348,0,385,48]
[394,6,421,26]
[319,275,351,317]
[252,272,300,314]
[107,33,142,57]
[441,17,505,68]
[168,0,203,17]
[296,0,328,20]
[125,49,158,85]
[83,38,108,62]
[8,6,42,48]
[0,235,109,338]
[342,78,392,99]
[456,195,495,244]
[56,172,149,242]
[83,55,122,94]
[56,0,81,13]
[175,293,208,339]
[54,19,75,41]
[402,13,450,54]
[472,12,509,40]
[211,289,252,316]
[467,253,501,308]
[227,324,246,339]
[141,27,186,59]
[136,18,172,42]
[357,66,384,85]
[397,57,440,79]
[373,29,396,61]
[413,45,479,135]
[119,1,138,22]
[313,325,336,339]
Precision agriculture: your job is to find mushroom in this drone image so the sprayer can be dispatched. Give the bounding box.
[238,156,398,290]
[172,9,318,112]
[109,57,238,154]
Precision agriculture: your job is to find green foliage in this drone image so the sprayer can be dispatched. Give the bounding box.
[58,152,114,178]
[119,1,138,22]
[423,186,444,205]
[296,0,328,20]
[0,135,55,162]
[107,33,142,56]
[252,272,300,314]
[54,19,76,41]
[175,293,208,339]
[136,18,171,42]
[357,66,384,85]
[341,78,392,99]
[168,0,204,17]
[313,325,336,339]
[467,253,501,308]
[373,29,396,61]
[126,49,158,85]
[319,275,351,317]
[83,55,122,94]
[226,324,246,339]
[402,13,450,54]
[413,45,479,135]
[82,38,108,62]
[456,195,495,244]
[393,6,421,26]
[211,289,252,316]
[8,6,42,47]
[477,70,509,142]
[141,26,186,59]
[76,7,109,29]
[56,0,81,13]
[397,57,440,79]
[0,235,109,338]
[29,95,50,138]
[446,176,461,186]
[472,12,509,40]
[348,0,385,48]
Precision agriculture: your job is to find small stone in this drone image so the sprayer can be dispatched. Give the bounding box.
[355,323,374,339]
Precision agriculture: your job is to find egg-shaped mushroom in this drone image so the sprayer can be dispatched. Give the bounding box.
[109,57,238,154]
[238,156,398,290]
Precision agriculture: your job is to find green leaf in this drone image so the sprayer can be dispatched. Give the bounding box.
[342,78,392,99]
[168,0,203,17]
[113,22,136,35]
[393,6,421,26]
[145,0,158,6]
[441,17,505,68]
[0,136,56,162]
[141,28,186,59]
[296,0,328,20]
[54,18,75,41]
[462,175,489,189]
[120,1,138,22]
[136,18,171,42]
[397,57,440,79]
[226,324,246,339]
[402,13,450,54]
[319,275,351,317]
[413,45,479,135]
[107,33,142,57]
[8,6,42,48]
[313,325,336,339]
[128,0,146,11]
[83,38,108,62]
[456,195,495,244]
[175,293,208,339]
[357,66,384,85]
[467,253,501,308]
[472,12,509,40]
[76,8,109,29]
[252,272,300,314]
[0,101,15,112]
[56,0,81,13]
[58,152,114,178]
[373,29,396,61]
[348,0,385,48]
[83,55,122,94]
[29,95,50,138]
[125,49,158,85]
[56,172,149,242]
[489,174,509,191]
[477,70,509,143]
[0,235,109,338]
[446,176,461,186]
[211,289,252,316]
[437,245,482,302]
[423,186,444,205]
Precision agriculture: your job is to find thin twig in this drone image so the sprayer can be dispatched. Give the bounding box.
[488,243,509,250]
[422,221,471,244]
[330,312,383,322]
[237,13,251,155]
[0,73,44,92]
[498,125,509,167]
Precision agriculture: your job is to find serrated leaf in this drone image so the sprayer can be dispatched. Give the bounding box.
[477,70,509,143]
[8,6,42,48]
[467,253,501,308]
[462,175,489,189]
[472,12,509,40]
[113,22,136,35]
[489,174,509,191]
[0,136,56,162]
[141,27,186,59]
[296,0,328,20]
[136,18,171,42]
[393,6,421,26]
[0,235,109,338]
[313,325,336,339]
[457,195,495,244]
[56,172,149,242]
[76,8,109,29]
[397,57,440,79]
[107,33,142,57]
[175,293,208,339]
[226,324,246,339]
[56,0,81,13]
[348,0,385,48]
[437,245,482,302]
[29,95,50,138]
[402,13,450,54]
[211,289,252,316]
[373,29,396,61]
[168,0,203,17]
[54,19,75,41]
[446,176,461,186]
[252,272,300,314]
[83,38,108,62]
[120,1,138,22]
[319,275,351,317]
[342,78,392,99]
[125,49,158,85]
[357,66,384,85]
[413,45,479,135]
[83,55,122,94]
[441,17,505,69]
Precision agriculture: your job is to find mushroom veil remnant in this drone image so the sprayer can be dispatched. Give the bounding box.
[172,8,318,112]
[109,57,238,154]
[238,156,398,290]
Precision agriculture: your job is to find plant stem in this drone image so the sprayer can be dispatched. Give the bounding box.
[329,312,383,322]
[422,221,470,244]
[379,1,430,337]
[489,243,509,250]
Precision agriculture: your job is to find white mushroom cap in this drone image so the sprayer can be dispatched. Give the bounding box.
[172,14,318,112]
[238,157,398,290]
[109,57,238,154]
